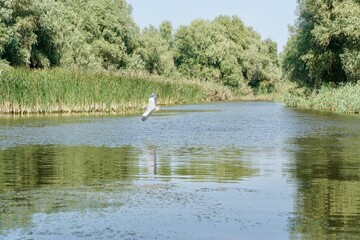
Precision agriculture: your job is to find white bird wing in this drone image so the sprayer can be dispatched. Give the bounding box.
[141,97,157,121]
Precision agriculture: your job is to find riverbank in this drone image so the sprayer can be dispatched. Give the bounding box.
[283,83,360,114]
[0,68,236,114]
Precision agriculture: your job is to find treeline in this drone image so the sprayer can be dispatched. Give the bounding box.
[282,0,360,113]
[2,0,359,113]
[0,0,280,94]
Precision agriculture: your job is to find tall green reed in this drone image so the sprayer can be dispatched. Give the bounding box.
[283,83,360,114]
[0,68,234,114]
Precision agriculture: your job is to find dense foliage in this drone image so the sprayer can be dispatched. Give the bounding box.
[0,0,139,70]
[283,0,360,88]
[173,16,280,93]
[0,0,281,95]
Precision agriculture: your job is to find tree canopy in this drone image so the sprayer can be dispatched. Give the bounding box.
[0,0,281,93]
[174,16,280,92]
[283,0,360,88]
[0,0,139,69]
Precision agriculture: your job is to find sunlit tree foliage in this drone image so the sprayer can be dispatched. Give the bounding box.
[283,0,360,88]
[0,0,139,70]
[134,23,175,75]
[0,1,281,93]
[174,16,280,92]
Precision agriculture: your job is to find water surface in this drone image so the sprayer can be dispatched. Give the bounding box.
[1,101,360,239]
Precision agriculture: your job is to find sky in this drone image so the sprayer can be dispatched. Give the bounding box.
[126,0,298,52]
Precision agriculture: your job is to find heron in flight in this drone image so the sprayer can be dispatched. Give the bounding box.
[140,93,160,122]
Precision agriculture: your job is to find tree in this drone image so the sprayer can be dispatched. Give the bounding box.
[134,24,175,75]
[59,0,140,70]
[0,0,140,70]
[0,0,73,67]
[159,21,173,48]
[0,0,281,94]
[283,0,360,88]
[174,16,280,93]
[0,0,38,66]
[0,1,12,57]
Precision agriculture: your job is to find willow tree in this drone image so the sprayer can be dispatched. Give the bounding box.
[0,0,74,67]
[0,0,139,70]
[283,0,360,88]
[174,16,280,93]
[133,22,175,75]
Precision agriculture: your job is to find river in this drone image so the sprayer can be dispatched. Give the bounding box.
[1,101,360,239]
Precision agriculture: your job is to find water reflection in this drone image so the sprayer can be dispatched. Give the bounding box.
[0,143,255,233]
[139,144,158,176]
[171,146,256,182]
[23,144,252,184]
[1,102,360,239]
[0,145,139,191]
[287,116,360,239]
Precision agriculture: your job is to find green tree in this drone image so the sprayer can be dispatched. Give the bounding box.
[174,19,223,82]
[0,1,12,57]
[59,0,139,70]
[134,24,175,75]
[283,0,360,88]
[174,16,280,93]
[0,0,139,70]
[0,0,72,67]
[0,0,281,94]
[0,0,38,66]
[159,20,173,48]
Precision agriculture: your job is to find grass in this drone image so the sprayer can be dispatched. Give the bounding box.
[283,83,360,114]
[0,68,236,114]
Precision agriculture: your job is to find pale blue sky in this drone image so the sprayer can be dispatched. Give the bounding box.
[126,0,298,52]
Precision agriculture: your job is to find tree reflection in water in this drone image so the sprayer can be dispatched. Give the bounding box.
[0,145,139,232]
[0,143,256,233]
[287,130,360,239]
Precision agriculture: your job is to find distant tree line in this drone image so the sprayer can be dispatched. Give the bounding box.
[283,0,360,88]
[0,0,280,93]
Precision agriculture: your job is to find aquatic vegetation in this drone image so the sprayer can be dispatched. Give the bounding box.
[0,68,235,114]
[283,83,360,114]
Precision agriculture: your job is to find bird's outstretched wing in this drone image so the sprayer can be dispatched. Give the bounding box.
[141,93,158,122]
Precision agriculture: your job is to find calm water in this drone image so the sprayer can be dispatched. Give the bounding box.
[1,101,360,239]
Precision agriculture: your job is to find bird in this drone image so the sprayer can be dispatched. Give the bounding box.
[140,93,160,122]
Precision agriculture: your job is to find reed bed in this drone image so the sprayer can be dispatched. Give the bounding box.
[0,68,235,114]
[283,83,360,114]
